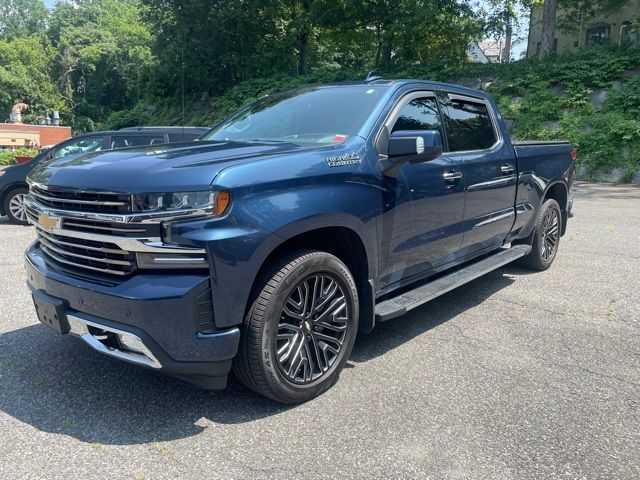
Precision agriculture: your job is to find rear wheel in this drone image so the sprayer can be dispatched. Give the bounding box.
[233,250,359,403]
[517,198,561,271]
[3,187,29,225]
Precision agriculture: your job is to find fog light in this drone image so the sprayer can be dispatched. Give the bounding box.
[136,252,208,269]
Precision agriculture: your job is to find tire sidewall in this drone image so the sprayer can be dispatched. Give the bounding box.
[259,253,359,402]
[532,199,561,268]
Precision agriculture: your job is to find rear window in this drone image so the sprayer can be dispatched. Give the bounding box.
[442,98,497,152]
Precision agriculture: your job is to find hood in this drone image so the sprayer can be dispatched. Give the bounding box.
[27,140,314,193]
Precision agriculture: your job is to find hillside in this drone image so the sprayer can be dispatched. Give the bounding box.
[109,45,640,183]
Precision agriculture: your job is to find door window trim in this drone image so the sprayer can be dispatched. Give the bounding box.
[375,90,439,156]
[439,92,503,156]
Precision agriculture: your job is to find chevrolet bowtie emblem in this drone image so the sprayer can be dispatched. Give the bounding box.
[38,212,61,232]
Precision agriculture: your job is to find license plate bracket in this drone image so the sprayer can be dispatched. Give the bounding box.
[32,290,70,334]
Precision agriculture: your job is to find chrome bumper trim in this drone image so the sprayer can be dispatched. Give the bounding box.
[67,313,162,369]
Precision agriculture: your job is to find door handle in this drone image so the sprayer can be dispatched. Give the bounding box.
[443,170,463,181]
[501,164,515,175]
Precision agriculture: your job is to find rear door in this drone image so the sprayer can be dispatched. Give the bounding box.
[438,92,517,254]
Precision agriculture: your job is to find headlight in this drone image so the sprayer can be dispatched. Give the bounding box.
[132,190,230,216]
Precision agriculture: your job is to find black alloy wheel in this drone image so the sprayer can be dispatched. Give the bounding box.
[233,250,359,403]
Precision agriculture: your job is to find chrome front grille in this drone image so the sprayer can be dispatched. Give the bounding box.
[36,228,137,276]
[30,184,132,214]
[25,187,208,279]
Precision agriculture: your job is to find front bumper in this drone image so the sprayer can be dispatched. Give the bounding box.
[25,242,240,389]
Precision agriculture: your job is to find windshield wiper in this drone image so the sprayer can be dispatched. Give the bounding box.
[247,138,287,143]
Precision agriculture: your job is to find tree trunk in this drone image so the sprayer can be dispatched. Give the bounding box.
[374,25,383,67]
[538,0,558,59]
[503,16,512,62]
[298,30,310,75]
[381,34,393,69]
[296,0,312,75]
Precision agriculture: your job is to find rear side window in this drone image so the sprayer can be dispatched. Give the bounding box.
[168,133,201,142]
[441,98,497,151]
[392,97,442,134]
[110,135,165,149]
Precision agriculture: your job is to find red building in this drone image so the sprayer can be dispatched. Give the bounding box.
[0,123,72,148]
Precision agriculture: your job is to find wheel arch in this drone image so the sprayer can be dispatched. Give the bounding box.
[544,181,568,210]
[543,181,568,236]
[251,225,376,333]
[0,182,28,205]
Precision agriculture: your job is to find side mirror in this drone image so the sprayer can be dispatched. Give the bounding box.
[388,130,443,163]
[379,129,443,177]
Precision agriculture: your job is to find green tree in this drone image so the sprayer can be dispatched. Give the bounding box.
[0,0,48,40]
[48,0,155,124]
[0,36,61,122]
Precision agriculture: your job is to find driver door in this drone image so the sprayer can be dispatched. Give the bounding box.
[378,92,466,288]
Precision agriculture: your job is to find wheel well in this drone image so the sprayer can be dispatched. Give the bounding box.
[544,182,569,236]
[545,182,567,211]
[0,183,28,208]
[0,183,29,203]
[253,227,375,332]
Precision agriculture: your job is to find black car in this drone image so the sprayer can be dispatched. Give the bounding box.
[0,126,208,224]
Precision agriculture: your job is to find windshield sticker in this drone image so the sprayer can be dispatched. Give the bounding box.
[325,152,362,167]
[366,89,375,94]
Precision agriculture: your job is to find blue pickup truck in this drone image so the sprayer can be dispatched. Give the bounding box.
[24,79,574,403]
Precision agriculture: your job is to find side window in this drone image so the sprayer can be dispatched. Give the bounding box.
[392,97,442,134]
[168,133,200,142]
[110,135,165,149]
[441,98,497,151]
[52,137,103,159]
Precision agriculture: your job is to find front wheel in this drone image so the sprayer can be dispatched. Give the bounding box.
[517,198,562,271]
[3,187,29,225]
[233,250,359,403]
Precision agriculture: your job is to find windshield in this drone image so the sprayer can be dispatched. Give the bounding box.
[201,86,386,144]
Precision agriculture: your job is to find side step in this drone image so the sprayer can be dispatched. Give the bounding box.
[375,244,531,322]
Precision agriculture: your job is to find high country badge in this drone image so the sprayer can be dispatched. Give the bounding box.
[325,152,362,167]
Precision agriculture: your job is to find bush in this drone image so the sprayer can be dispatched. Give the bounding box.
[105,44,640,180]
[0,148,38,166]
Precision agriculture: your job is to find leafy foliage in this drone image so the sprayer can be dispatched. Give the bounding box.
[0,1,638,179]
[488,45,640,180]
[0,147,37,166]
[0,36,62,122]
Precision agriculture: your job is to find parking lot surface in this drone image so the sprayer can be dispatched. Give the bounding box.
[0,182,638,480]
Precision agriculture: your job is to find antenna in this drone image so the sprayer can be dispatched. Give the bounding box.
[365,70,382,82]
[181,45,185,130]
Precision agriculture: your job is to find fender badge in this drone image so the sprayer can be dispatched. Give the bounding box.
[325,152,362,167]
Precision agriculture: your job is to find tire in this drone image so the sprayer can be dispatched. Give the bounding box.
[233,250,359,403]
[3,187,29,225]
[517,198,562,271]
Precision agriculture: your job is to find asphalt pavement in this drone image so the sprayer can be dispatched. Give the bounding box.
[0,182,638,479]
